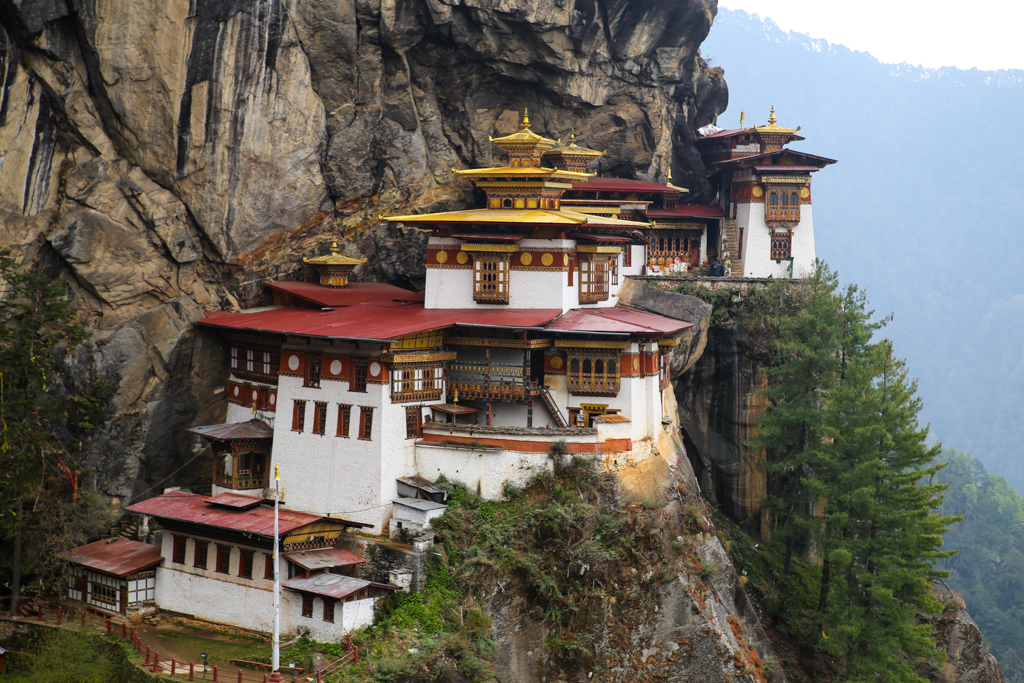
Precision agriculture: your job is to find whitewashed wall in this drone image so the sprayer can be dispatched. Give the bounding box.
[736,202,816,279]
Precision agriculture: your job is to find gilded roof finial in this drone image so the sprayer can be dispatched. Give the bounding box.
[667,167,673,181]
[740,110,745,127]
[521,108,531,130]
[329,240,340,254]
[768,105,777,125]
[569,126,576,143]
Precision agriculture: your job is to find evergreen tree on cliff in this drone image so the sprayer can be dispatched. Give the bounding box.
[754,261,958,681]
[0,249,113,611]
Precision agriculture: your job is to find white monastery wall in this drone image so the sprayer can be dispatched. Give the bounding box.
[736,202,816,279]
[414,443,552,497]
[280,593,377,639]
[378,398,422,531]
[156,566,275,633]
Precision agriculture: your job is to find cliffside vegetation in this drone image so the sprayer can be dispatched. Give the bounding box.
[936,449,1024,682]
[680,263,962,682]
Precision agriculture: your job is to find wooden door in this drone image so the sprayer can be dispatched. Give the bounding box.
[119,585,128,614]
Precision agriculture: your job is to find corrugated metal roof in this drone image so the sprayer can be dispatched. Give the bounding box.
[60,538,163,577]
[451,233,527,241]
[712,149,836,168]
[393,497,447,512]
[387,208,647,228]
[428,404,482,415]
[126,491,369,536]
[283,547,367,571]
[208,492,266,509]
[282,574,376,600]
[199,304,563,341]
[264,281,423,308]
[186,420,273,441]
[594,414,631,423]
[547,306,694,335]
[643,206,725,219]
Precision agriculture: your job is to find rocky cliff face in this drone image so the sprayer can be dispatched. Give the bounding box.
[0,0,727,500]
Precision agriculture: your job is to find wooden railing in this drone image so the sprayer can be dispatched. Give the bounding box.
[214,471,268,491]
[567,377,620,397]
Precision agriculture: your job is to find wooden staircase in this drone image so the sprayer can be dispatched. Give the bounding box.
[540,385,568,428]
[721,219,742,276]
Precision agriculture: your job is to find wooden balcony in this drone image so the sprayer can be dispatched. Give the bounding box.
[448,362,540,402]
[567,378,620,397]
[215,470,268,491]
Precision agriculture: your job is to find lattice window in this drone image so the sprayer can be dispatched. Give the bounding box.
[302,594,314,618]
[473,255,510,304]
[765,186,801,224]
[406,406,422,439]
[351,361,368,392]
[91,583,117,606]
[313,402,328,435]
[264,553,275,580]
[304,354,322,388]
[566,354,621,396]
[770,231,792,260]
[391,364,444,403]
[359,407,374,440]
[579,256,611,304]
[337,404,351,437]
[194,540,209,570]
[292,401,306,432]
[229,346,280,383]
[323,599,336,623]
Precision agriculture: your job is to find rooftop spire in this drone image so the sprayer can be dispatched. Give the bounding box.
[740,110,745,127]
[521,108,531,130]
[768,105,777,125]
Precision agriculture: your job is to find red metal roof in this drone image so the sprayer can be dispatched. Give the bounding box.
[60,538,163,577]
[199,303,562,341]
[126,491,369,536]
[450,233,527,241]
[752,166,826,173]
[282,574,394,600]
[283,547,367,571]
[265,281,423,308]
[571,178,680,194]
[546,306,694,335]
[643,206,725,219]
[186,420,273,441]
[711,149,836,169]
[696,127,805,143]
[208,492,266,509]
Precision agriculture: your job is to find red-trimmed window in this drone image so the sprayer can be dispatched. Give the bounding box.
[323,599,335,623]
[194,540,209,570]
[351,362,368,393]
[301,594,314,618]
[770,231,792,260]
[472,255,510,304]
[406,406,422,439]
[313,402,328,435]
[215,544,231,574]
[359,407,374,441]
[172,535,187,564]
[292,400,306,432]
[337,404,351,437]
[264,553,275,580]
[579,256,611,304]
[305,355,322,388]
[238,548,254,579]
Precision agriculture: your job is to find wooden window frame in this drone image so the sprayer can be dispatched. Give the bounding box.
[292,400,306,432]
[770,231,792,260]
[312,401,328,435]
[264,553,275,580]
[238,548,254,579]
[193,540,209,570]
[358,407,374,441]
[391,364,445,403]
[91,583,117,606]
[172,535,187,564]
[405,406,422,439]
[323,599,335,623]
[566,353,621,396]
[623,244,632,268]
[229,345,281,384]
[579,255,611,304]
[351,361,368,393]
[472,254,511,304]
[304,354,322,388]
[764,184,801,224]
[215,544,231,574]
[301,594,314,618]
[336,404,351,437]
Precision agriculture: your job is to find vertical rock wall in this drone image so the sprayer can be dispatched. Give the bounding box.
[0,0,728,501]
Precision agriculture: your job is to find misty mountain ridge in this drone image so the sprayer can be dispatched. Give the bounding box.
[702,10,1024,490]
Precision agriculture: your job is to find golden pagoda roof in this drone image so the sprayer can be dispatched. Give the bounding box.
[753,106,801,135]
[455,166,592,181]
[385,208,649,228]
[302,240,367,266]
[542,131,604,158]
[488,109,558,153]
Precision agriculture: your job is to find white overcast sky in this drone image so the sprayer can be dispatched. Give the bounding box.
[719,1,1024,71]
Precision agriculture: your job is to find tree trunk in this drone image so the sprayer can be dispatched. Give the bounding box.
[10,499,22,615]
[818,558,831,613]
[783,538,794,576]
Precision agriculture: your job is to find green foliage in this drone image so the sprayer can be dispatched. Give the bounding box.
[4,628,148,683]
[749,260,958,681]
[936,449,1024,682]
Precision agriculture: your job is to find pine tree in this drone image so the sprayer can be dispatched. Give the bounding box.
[0,249,93,610]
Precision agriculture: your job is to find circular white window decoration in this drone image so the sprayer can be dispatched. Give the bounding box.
[252,389,259,401]
[330,359,342,375]
[287,355,300,371]
[233,385,240,396]
[269,394,276,406]
[369,362,381,377]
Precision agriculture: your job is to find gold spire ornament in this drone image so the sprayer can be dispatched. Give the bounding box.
[768,105,777,125]
[303,239,366,288]
[740,110,745,127]
[521,108,530,129]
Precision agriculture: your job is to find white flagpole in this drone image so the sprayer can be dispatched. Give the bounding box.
[273,464,281,674]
